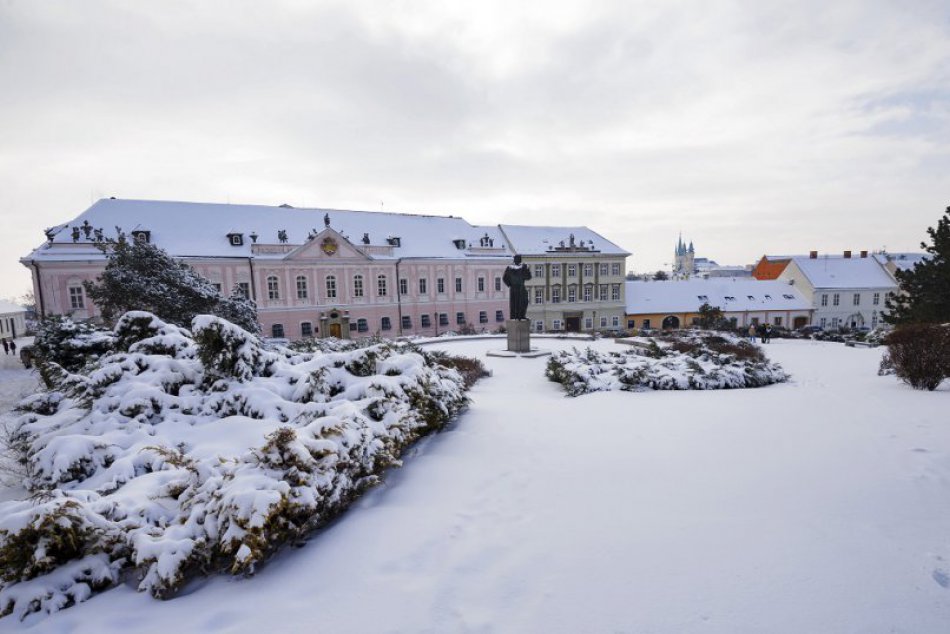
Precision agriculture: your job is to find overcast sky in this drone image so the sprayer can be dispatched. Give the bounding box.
[1,0,948,301]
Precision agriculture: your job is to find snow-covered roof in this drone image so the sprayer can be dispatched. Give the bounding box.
[0,300,26,315]
[873,252,929,272]
[24,199,516,262]
[788,255,896,289]
[498,224,629,257]
[626,279,811,314]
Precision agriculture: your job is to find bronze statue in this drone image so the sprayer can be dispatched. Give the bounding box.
[502,254,532,320]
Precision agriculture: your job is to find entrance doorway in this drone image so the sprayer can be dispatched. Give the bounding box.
[662,315,680,330]
[564,316,581,332]
[328,323,342,338]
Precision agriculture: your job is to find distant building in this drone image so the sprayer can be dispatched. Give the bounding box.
[777,251,897,329]
[0,300,27,341]
[674,236,751,278]
[625,279,812,331]
[499,226,630,333]
[752,255,795,280]
[873,251,928,277]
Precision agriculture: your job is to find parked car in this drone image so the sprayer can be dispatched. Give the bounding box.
[796,325,823,335]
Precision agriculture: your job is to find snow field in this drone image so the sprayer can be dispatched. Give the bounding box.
[3,337,950,633]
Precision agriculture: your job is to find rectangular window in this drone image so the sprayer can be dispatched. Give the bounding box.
[871,311,878,327]
[600,263,609,275]
[437,277,445,294]
[419,278,428,294]
[357,319,368,332]
[820,317,827,328]
[535,320,544,333]
[326,277,337,299]
[399,278,408,295]
[381,317,392,331]
[611,263,622,276]
[477,277,485,292]
[267,277,280,300]
[873,292,880,305]
[421,314,431,327]
[627,319,635,329]
[586,317,594,329]
[69,286,84,309]
[296,277,307,299]
[494,277,502,291]
[455,277,462,293]
[831,317,839,328]
[401,315,411,330]
[479,311,488,324]
[535,287,544,304]
[353,276,364,298]
[612,316,620,327]
[611,285,620,301]
[599,285,608,301]
[553,319,562,331]
[495,310,504,322]
[642,319,651,329]
[832,293,840,306]
[583,286,592,302]
[439,313,449,326]
[551,286,561,303]
[551,264,561,277]
[301,322,313,337]
[378,276,388,297]
[567,264,576,277]
[774,317,782,326]
[237,282,250,299]
[853,293,860,306]
[456,312,465,325]
[583,263,593,277]
[568,286,577,302]
[271,324,284,338]
[534,264,544,278]
[600,316,607,328]
[821,294,828,306]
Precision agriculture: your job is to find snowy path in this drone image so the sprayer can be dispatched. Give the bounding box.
[5,338,950,633]
[0,344,37,501]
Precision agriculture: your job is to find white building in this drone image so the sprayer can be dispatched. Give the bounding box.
[777,252,898,330]
[0,300,27,341]
[625,279,813,330]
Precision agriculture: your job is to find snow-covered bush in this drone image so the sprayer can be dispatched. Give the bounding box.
[32,316,115,383]
[546,332,788,396]
[0,312,473,620]
[881,323,950,390]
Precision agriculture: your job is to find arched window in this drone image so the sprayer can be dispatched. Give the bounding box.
[326,275,337,299]
[296,275,308,299]
[267,276,280,300]
[377,274,387,297]
[353,274,364,298]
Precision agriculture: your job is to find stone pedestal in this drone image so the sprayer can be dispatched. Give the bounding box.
[506,319,531,353]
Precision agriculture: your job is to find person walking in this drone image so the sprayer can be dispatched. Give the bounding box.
[748,324,756,343]
[764,324,773,343]
[2,339,8,355]
[9,340,16,356]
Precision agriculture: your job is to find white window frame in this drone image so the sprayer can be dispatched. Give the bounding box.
[267,276,280,300]
[353,275,363,298]
[296,275,308,300]
[378,275,388,297]
[567,264,576,277]
[326,275,337,299]
[69,286,85,309]
[535,287,544,304]
[551,264,561,277]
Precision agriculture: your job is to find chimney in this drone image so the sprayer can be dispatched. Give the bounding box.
[843,250,852,259]
[809,250,818,259]
[860,250,868,258]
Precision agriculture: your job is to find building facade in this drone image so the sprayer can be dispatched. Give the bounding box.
[23,199,630,339]
[625,279,813,331]
[0,300,27,341]
[776,251,898,330]
[499,226,629,333]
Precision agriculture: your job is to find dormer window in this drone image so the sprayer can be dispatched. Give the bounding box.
[386,236,402,247]
[131,230,151,244]
[452,239,466,250]
[227,232,244,246]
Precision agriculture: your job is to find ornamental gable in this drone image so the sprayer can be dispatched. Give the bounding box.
[282,228,369,261]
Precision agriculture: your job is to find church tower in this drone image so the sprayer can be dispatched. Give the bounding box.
[673,235,696,277]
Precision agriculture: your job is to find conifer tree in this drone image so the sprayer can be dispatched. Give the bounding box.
[884,204,950,325]
[83,239,260,332]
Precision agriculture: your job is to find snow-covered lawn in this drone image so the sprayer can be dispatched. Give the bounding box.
[3,337,950,633]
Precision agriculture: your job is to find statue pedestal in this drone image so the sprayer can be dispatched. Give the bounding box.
[506,319,531,353]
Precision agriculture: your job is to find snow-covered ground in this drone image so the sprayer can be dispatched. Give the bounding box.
[3,337,950,633]
[0,341,36,503]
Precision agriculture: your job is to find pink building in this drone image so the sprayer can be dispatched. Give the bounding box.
[22,199,553,339]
